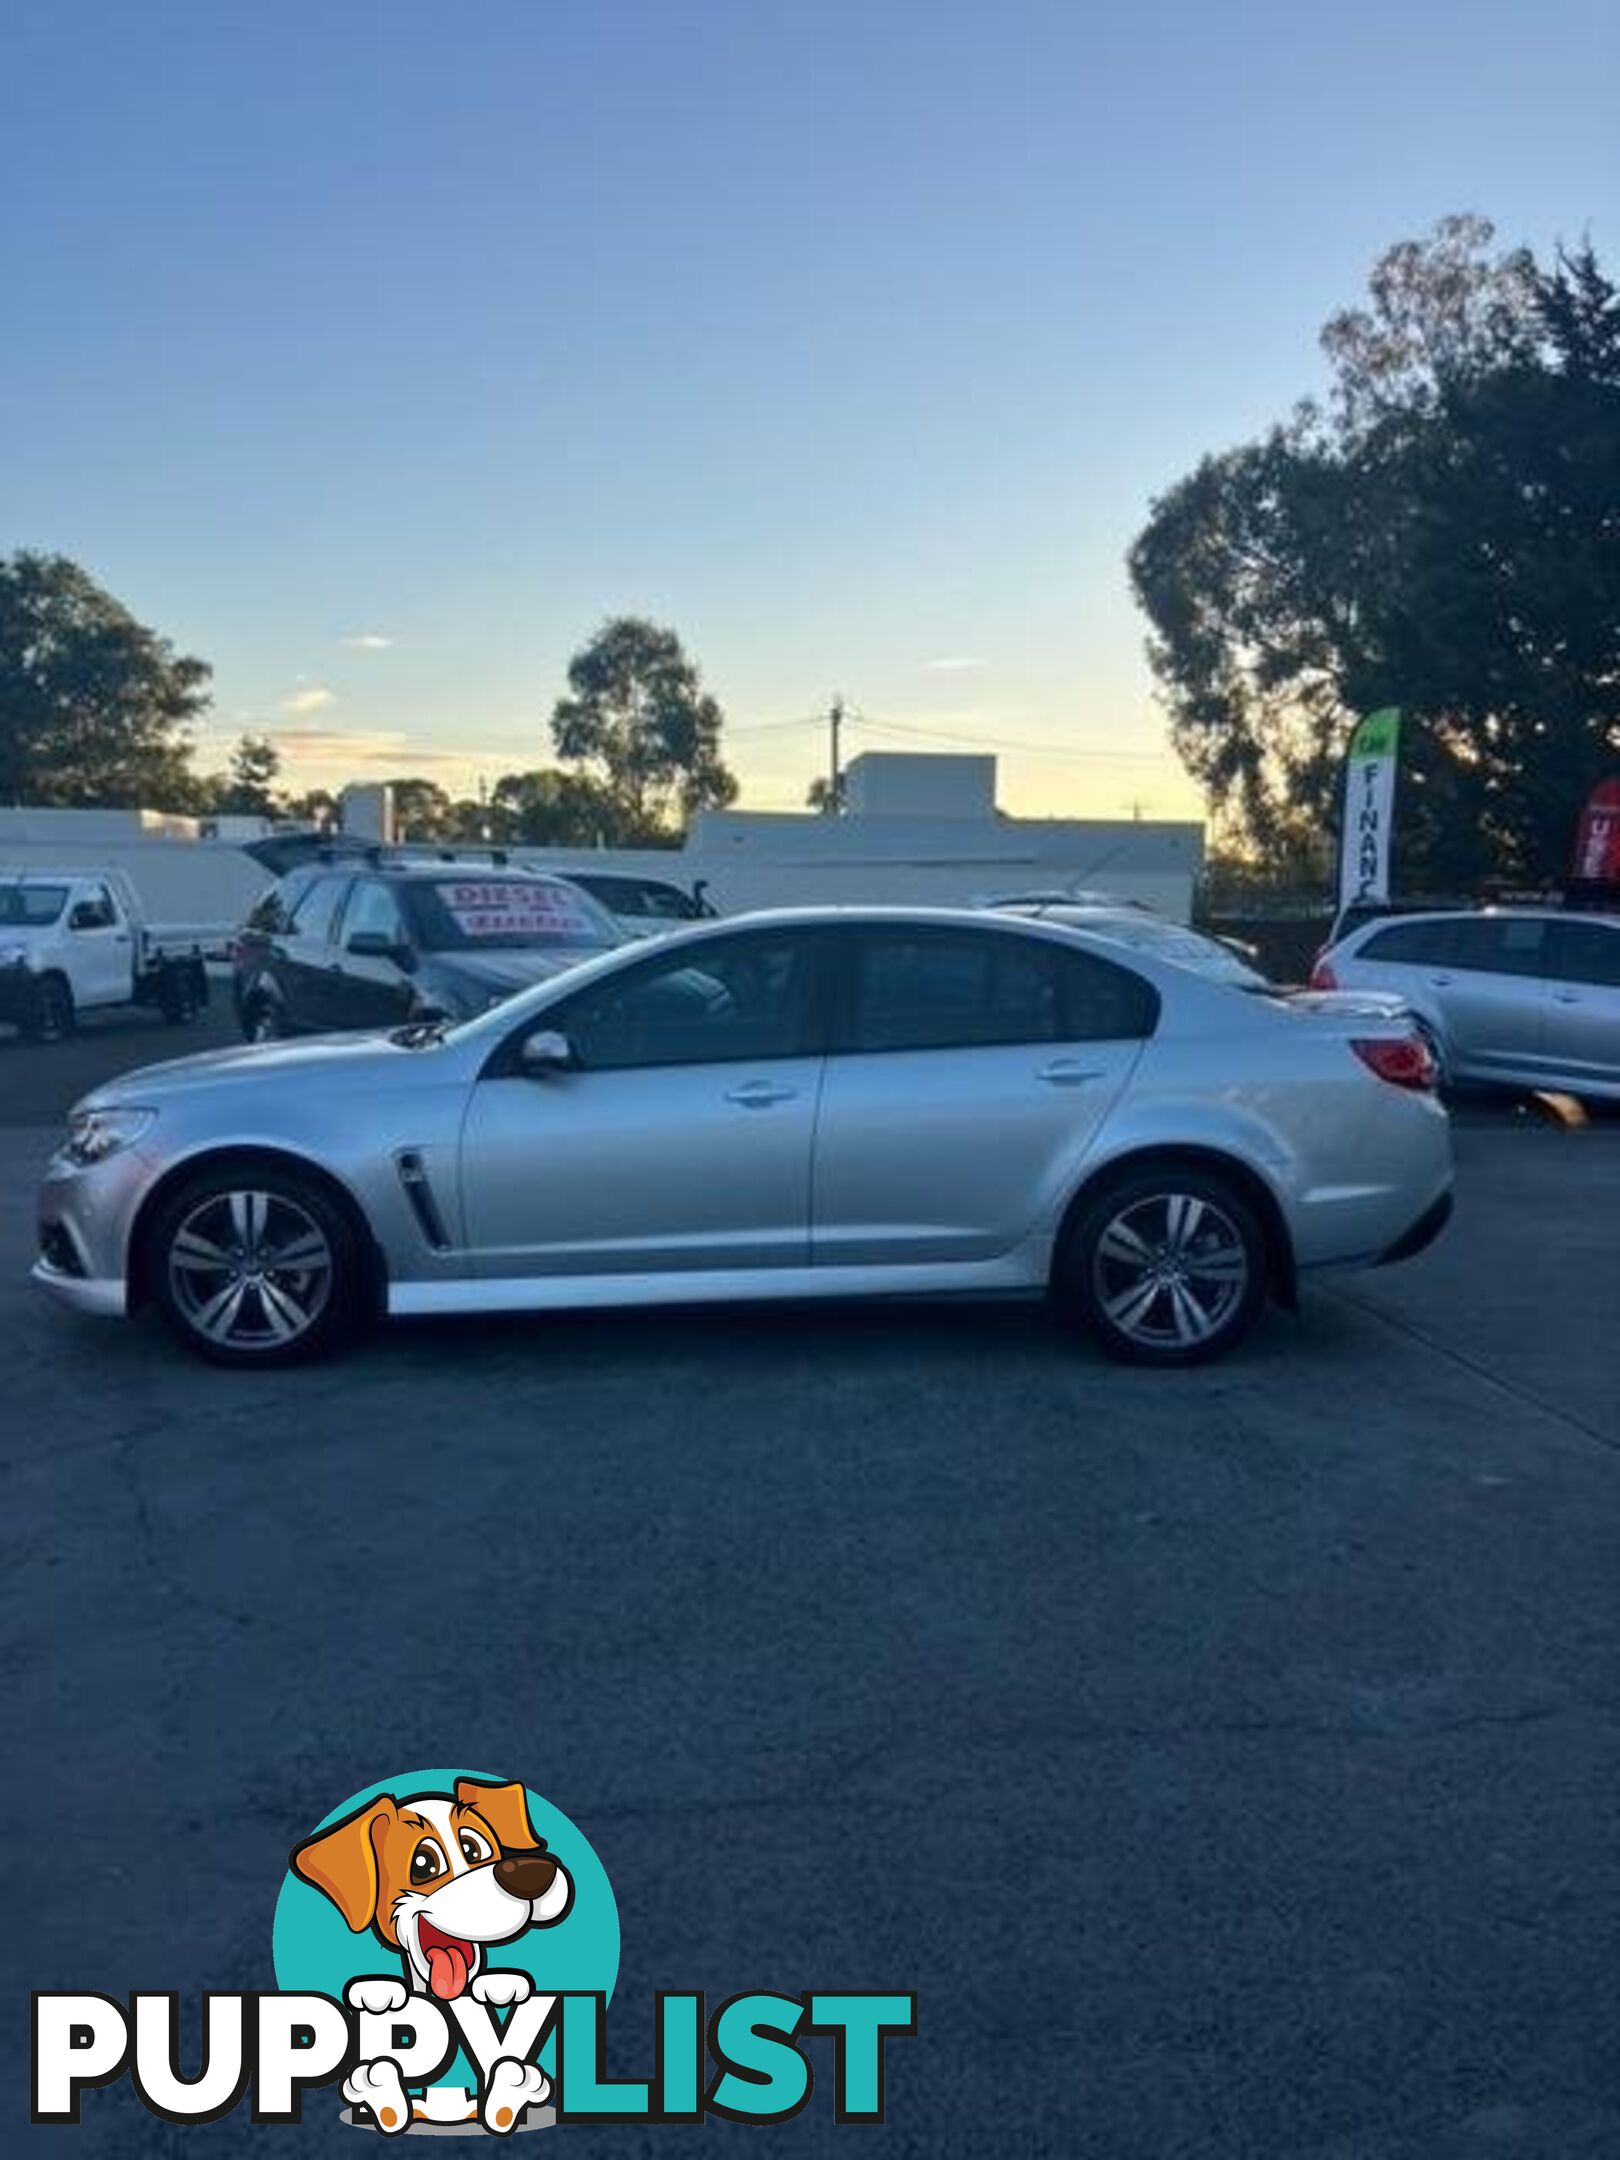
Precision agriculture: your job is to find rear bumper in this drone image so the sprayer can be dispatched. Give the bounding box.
[1376,1187,1454,1266]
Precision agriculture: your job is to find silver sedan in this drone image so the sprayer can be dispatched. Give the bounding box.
[34,908,1454,1368]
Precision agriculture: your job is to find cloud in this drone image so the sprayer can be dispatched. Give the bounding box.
[281,686,336,715]
[342,633,394,650]
[920,654,986,674]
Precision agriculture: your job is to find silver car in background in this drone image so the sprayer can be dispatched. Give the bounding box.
[1312,907,1620,1099]
[34,908,1453,1370]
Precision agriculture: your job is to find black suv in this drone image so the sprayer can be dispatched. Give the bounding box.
[233,854,621,1039]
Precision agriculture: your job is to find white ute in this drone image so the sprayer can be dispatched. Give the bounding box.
[0,868,214,1043]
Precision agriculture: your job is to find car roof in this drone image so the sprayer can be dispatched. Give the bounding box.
[281,857,580,883]
[1348,904,1585,932]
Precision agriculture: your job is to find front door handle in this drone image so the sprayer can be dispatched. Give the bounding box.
[1552,990,1581,1005]
[1037,1059,1103,1087]
[725,1080,799,1108]
[1427,973,1454,987]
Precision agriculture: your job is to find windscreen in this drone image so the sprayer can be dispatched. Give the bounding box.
[407,877,618,952]
[0,883,69,927]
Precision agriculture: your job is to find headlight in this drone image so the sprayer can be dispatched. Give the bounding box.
[63,1106,156,1164]
[0,943,30,968]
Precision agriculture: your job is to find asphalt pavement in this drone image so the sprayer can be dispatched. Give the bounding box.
[4,1009,1619,2157]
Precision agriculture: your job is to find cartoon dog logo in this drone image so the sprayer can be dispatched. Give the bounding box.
[291,1776,572,2133]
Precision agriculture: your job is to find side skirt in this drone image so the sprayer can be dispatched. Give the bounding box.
[388,1249,1051,1317]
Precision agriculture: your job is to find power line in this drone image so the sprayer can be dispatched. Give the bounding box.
[846,713,1170,763]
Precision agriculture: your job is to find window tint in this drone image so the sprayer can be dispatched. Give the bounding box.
[343,879,408,947]
[1361,919,1461,964]
[287,876,350,943]
[1554,920,1620,988]
[555,932,815,1069]
[1446,917,1548,977]
[843,928,1154,1052]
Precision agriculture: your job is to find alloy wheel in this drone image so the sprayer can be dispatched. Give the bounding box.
[1089,1190,1250,1352]
[166,1189,333,1350]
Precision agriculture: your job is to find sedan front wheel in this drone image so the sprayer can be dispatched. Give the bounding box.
[148,1166,365,1365]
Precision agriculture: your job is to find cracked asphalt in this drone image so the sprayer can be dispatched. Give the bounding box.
[4,1008,1620,2156]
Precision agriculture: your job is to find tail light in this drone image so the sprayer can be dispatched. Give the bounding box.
[1352,1036,1436,1091]
[1309,956,1338,989]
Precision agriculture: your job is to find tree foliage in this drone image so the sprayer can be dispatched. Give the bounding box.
[0,551,212,808]
[551,617,736,832]
[217,732,282,816]
[1130,217,1620,888]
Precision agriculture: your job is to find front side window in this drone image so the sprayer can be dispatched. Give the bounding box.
[553,932,816,1070]
[841,928,1155,1053]
[343,880,408,948]
[1554,920,1620,988]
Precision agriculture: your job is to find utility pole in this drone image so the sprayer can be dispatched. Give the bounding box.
[827,695,845,813]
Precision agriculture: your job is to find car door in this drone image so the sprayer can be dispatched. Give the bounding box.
[1429,916,1552,1083]
[329,877,418,1031]
[457,926,827,1280]
[1545,918,1620,1091]
[809,924,1154,1269]
[64,884,133,1006]
[277,874,353,1030]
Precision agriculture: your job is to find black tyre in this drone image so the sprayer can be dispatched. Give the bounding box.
[241,996,283,1044]
[22,974,75,1044]
[1058,1165,1268,1367]
[160,969,202,1026]
[146,1163,368,1366]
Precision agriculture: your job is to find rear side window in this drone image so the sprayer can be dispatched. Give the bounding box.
[1446,917,1549,977]
[841,928,1155,1053]
[1359,919,1461,964]
[287,876,351,943]
[1554,920,1620,988]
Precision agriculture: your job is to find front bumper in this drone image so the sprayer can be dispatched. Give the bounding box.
[31,1252,128,1317]
[0,963,42,1021]
[33,1140,157,1321]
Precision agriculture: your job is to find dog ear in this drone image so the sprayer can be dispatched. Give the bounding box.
[290,1796,398,1931]
[455,1777,539,1854]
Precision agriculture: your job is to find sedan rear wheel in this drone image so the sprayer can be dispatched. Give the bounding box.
[1061,1167,1267,1366]
[149,1168,364,1365]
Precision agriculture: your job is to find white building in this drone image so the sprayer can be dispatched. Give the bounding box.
[516,754,1203,920]
[0,755,1204,925]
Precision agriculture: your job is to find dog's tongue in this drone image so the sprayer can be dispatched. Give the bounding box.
[426,1941,470,2001]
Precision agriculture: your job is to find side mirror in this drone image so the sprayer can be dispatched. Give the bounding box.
[68,903,103,931]
[347,930,411,965]
[519,1027,576,1076]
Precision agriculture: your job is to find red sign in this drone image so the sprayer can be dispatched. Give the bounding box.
[1571,779,1620,883]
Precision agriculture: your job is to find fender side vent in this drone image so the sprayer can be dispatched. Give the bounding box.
[396,1150,450,1251]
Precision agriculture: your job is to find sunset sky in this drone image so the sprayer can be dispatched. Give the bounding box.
[2,0,1614,818]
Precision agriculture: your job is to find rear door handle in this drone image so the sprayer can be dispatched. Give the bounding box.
[725,1081,799,1108]
[1427,973,1454,986]
[1553,991,1581,1004]
[1037,1059,1103,1087]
